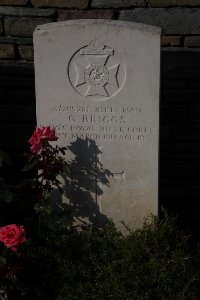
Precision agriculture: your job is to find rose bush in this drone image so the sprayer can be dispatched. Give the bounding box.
[28,126,58,154]
[0,224,27,252]
[26,126,67,195]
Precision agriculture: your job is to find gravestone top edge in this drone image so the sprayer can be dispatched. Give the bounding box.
[33,19,161,37]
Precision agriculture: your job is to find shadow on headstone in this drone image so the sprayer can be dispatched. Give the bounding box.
[52,138,113,229]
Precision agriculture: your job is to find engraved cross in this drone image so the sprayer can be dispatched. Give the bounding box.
[96,145,125,213]
[68,139,125,223]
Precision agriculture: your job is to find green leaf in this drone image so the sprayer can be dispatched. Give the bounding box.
[59,147,67,155]
[0,256,6,266]
[22,160,37,171]
[0,150,12,168]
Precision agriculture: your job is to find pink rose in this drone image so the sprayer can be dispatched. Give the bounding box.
[28,126,58,154]
[0,224,27,252]
[28,134,43,154]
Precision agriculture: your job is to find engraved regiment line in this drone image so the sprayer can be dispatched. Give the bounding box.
[46,104,154,142]
[41,122,154,142]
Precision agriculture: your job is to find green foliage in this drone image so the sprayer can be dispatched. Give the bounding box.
[1,214,199,300]
[0,151,13,205]
[55,215,200,300]
[0,150,12,168]
[0,177,13,204]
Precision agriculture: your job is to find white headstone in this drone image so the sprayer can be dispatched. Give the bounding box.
[34,20,160,231]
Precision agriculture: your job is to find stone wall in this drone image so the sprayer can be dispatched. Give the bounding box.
[1,0,200,235]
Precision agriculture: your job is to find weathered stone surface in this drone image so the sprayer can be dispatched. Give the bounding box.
[184,36,200,47]
[4,17,53,37]
[57,9,114,21]
[32,0,89,8]
[19,45,34,60]
[0,7,55,17]
[0,17,3,36]
[0,59,34,71]
[0,0,28,5]
[91,0,145,8]
[119,8,200,35]
[0,44,15,59]
[0,36,33,45]
[149,0,200,7]
[161,35,182,46]
[34,20,160,231]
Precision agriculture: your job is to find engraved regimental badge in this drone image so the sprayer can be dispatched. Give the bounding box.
[68,38,126,101]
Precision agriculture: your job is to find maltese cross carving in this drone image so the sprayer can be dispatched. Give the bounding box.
[68,38,126,101]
